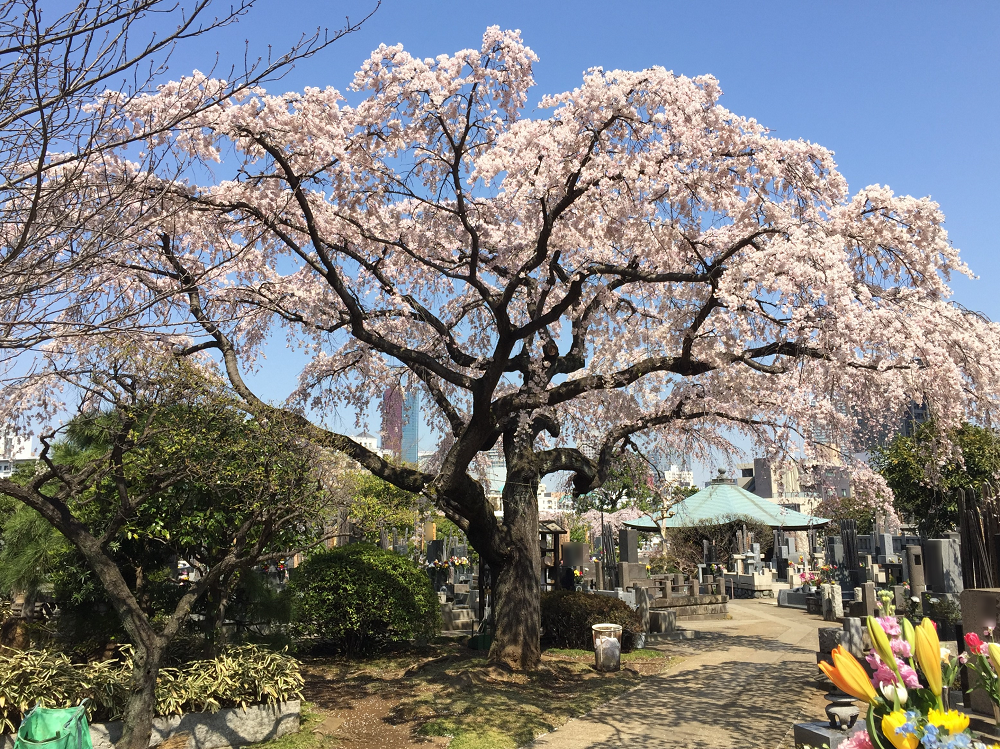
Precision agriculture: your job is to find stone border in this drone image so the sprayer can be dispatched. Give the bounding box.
[1,700,300,749]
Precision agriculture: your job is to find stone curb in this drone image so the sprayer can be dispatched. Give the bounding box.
[1,700,300,749]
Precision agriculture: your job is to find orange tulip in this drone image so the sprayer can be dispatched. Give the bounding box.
[819,645,880,703]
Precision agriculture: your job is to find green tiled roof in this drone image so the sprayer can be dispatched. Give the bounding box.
[623,481,829,531]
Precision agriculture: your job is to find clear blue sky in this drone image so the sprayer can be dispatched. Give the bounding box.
[164,0,999,480]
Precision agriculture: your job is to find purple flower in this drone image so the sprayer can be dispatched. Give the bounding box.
[878,616,901,637]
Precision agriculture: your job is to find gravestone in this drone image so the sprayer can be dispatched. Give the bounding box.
[841,617,871,660]
[562,542,591,567]
[827,536,845,565]
[878,533,893,557]
[860,582,877,618]
[619,528,639,564]
[454,544,468,558]
[858,554,876,583]
[775,543,788,581]
[703,539,717,564]
[841,519,863,587]
[892,585,907,613]
[878,532,898,564]
[857,535,875,556]
[924,538,963,594]
[634,586,651,633]
[961,588,1000,715]
[427,539,445,563]
[907,545,926,594]
[818,626,843,655]
[821,583,844,621]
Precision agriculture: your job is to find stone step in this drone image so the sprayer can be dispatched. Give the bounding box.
[671,603,729,618]
[676,612,730,621]
[650,593,728,608]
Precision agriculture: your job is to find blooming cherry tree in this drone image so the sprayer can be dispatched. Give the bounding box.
[4,28,1000,669]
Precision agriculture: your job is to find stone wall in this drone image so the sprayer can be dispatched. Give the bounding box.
[1,701,300,749]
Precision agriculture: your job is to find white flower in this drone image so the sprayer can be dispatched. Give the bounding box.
[880,683,908,704]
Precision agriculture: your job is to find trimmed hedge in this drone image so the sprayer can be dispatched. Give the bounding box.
[0,644,302,734]
[289,543,439,653]
[540,591,641,653]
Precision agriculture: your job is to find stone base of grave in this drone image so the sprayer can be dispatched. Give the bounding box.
[777,589,810,608]
[723,572,779,599]
[648,609,677,633]
[649,593,728,608]
[650,594,729,621]
[440,603,476,632]
[792,718,866,749]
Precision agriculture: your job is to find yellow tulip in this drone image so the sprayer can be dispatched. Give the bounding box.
[914,620,942,698]
[882,710,919,749]
[927,708,970,735]
[818,646,880,704]
[990,642,1000,676]
[868,616,896,667]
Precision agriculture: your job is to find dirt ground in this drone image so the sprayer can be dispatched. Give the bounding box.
[289,642,675,749]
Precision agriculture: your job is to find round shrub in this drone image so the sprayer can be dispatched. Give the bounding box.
[540,590,641,653]
[289,543,439,653]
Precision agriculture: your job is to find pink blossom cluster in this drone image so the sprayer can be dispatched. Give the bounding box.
[3,27,1000,538]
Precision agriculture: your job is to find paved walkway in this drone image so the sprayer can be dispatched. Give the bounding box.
[529,599,832,749]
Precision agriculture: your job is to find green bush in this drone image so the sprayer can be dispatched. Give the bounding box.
[289,543,439,654]
[540,591,641,653]
[0,645,302,734]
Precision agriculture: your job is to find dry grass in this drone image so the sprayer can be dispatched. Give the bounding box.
[268,641,676,749]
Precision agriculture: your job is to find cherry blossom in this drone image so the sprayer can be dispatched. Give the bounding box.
[4,28,999,669]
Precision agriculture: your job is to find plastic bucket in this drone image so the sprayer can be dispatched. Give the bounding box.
[592,623,623,672]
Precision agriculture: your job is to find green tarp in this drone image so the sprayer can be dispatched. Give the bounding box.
[14,704,93,749]
[623,481,829,531]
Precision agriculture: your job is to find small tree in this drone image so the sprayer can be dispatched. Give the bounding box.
[289,543,439,654]
[0,361,331,749]
[342,470,424,544]
[871,421,1000,537]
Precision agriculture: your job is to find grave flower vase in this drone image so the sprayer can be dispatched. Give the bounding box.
[934,620,957,641]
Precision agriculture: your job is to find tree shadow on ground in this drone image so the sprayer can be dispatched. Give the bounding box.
[540,659,819,749]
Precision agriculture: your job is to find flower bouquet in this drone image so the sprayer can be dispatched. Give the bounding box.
[963,631,1000,716]
[800,571,819,591]
[820,615,997,749]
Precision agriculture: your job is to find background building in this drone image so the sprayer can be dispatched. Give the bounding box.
[658,462,695,489]
[354,432,379,452]
[740,457,850,515]
[0,436,33,478]
[380,387,403,458]
[380,386,420,464]
[401,390,420,465]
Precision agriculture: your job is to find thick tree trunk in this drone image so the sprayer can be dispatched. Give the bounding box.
[488,471,541,670]
[119,637,164,749]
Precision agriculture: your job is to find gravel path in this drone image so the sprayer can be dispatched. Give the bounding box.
[527,599,832,749]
